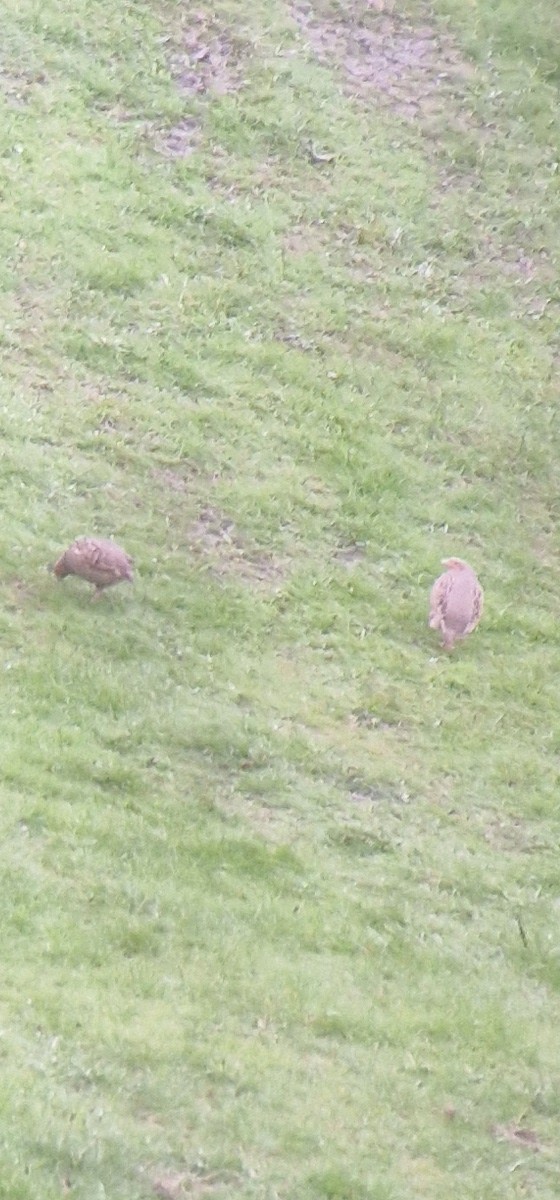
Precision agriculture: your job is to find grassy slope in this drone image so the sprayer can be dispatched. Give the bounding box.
[0,0,559,1196]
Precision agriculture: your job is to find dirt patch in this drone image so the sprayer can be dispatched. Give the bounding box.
[346,776,401,804]
[291,0,476,122]
[169,15,247,99]
[348,709,404,732]
[150,1167,242,1198]
[0,67,48,107]
[188,506,285,586]
[282,222,334,258]
[490,1124,543,1151]
[290,4,556,314]
[290,3,557,320]
[151,1172,189,1200]
[328,823,392,855]
[156,14,248,158]
[483,818,545,854]
[155,117,201,159]
[439,233,557,318]
[334,542,366,568]
[273,325,318,353]
[189,506,238,550]
[152,465,201,493]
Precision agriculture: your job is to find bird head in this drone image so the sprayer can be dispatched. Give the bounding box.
[441,557,469,571]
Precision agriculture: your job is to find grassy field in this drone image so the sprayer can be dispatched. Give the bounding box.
[0,0,559,1195]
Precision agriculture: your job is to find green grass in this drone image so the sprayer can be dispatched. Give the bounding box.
[0,0,559,1195]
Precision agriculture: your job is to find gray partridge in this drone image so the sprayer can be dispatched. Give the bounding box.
[54,537,133,599]
[428,557,483,650]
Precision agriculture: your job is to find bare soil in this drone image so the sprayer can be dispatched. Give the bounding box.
[291,0,476,122]
[188,506,285,586]
[157,13,248,157]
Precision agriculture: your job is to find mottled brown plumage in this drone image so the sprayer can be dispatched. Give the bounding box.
[428,557,483,650]
[54,537,133,598]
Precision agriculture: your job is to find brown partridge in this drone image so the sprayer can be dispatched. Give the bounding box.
[54,537,133,599]
[428,557,483,650]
